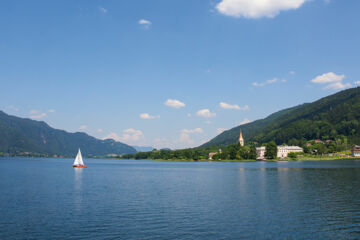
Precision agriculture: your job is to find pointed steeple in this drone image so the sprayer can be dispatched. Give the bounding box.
[239,129,244,147]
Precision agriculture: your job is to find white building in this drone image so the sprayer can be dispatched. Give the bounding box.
[277,146,303,158]
[256,145,303,160]
[256,146,266,160]
[352,145,360,157]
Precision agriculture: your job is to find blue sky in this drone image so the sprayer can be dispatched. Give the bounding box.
[1,0,360,149]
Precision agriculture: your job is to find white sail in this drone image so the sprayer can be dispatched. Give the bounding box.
[73,148,84,166]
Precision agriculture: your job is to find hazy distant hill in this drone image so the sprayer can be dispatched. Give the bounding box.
[132,146,154,152]
[0,111,136,156]
[202,87,360,147]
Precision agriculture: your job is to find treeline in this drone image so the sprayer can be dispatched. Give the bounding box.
[120,136,355,161]
[302,138,351,155]
[121,148,212,161]
[120,144,258,161]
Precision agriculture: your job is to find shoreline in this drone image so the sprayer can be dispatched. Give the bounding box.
[1,156,359,162]
[119,157,360,162]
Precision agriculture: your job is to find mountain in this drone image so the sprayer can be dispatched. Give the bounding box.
[202,87,360,147]
[132,146,154,152]
[0,111,136,156]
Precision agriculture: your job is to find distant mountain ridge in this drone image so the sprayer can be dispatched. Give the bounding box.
[0,111,136,156]
[202,87,360,147]
[132,146,154,152]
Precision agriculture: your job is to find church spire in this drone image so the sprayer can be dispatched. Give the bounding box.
[239,129,244,147]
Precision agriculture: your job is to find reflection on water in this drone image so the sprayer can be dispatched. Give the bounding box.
[74,168,83,211]
[0,158,359,240]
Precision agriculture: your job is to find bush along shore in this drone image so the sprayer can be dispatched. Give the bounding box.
[119,142,359,162]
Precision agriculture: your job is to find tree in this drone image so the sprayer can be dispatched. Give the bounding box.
[228,144,240,160]
[265,141,277,159]
[288,152,297,159]
[249,145,257,160]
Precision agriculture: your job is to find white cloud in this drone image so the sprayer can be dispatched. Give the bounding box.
[30,110,39,115]
[30,113,47,119]
[354,81,360,85]
[140,113,160,119]
[103,132,121,142]
[324,82,351,90]
[290,71,296,75]
[164,99,185,108]
[103,128,145,143]
[181,128,203,134]
[311,72,345,84]
[239,118,252,125]
[311,72,351,90]
[187,113,192,117]
[139,19,152,29]
[179,132,194,145]
[252,78,280,87]
[97,129,103,133]
[267,78,278,84]
[252,82,265,87]
[217,128,227,134]
[179,128,203,145]
[219,102,249,110]
[122,128,144,141]
[79,125,87,130]
[99,6,107,14]
[29,110,47,119]
[196,109,216,118]
[153,137,169,149]
[48,109,55,113]
[216,0,307,19]
[205,120,212,124]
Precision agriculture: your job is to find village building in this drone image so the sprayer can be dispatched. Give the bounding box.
[351,145,360,157]
[256,146,266,160]
[277,146,303,158]
[256,145,303,160]
[208,152,218,160]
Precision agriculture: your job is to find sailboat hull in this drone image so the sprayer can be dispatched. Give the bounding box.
[73,165,87,168]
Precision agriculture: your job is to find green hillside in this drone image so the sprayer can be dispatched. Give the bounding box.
[202,87,360,147]
[0,111,136,157]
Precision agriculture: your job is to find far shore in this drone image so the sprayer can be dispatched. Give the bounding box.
[119,157,360,162]
[1,155,359,162]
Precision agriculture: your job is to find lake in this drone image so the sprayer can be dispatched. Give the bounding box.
[0,158,360,239]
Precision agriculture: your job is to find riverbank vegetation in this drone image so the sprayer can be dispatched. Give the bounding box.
[120,144,258,161]
[120,138,357,161]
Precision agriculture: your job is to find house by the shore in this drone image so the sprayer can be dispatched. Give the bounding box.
[256,145,303,160]
[352,145,360,157]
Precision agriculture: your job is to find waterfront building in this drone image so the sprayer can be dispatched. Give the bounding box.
[256,146,266,160]
[277,146,303,158]
[208,152,218,160]
[352,145,360,157]
[239,130,244,147]
[256,145,303,160]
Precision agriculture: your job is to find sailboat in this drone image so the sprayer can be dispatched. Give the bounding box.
[73,148,87,168]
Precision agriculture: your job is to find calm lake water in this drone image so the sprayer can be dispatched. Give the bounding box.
[0,158,360,240]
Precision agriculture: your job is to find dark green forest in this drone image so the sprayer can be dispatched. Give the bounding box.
[0,111,136,157]
[202,87,360,147]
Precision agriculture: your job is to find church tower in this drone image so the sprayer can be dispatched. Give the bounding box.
[239,130,244,147]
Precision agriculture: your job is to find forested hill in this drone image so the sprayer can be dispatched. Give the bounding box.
[0,111,136,157]
[202,87,360,147]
